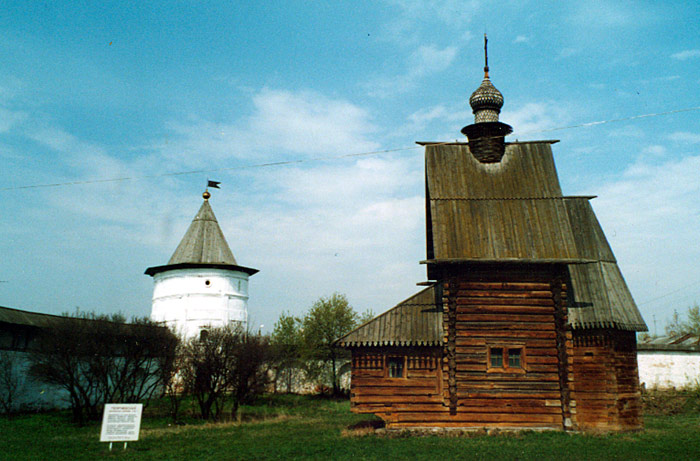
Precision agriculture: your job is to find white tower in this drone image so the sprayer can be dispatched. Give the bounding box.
[145,191,258,338]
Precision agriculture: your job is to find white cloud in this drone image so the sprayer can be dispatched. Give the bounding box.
[671,49,700,61]
[0,107,27,133]
[557,47,579,60]
[381,0,480,44]
[159,89,380,167]
[248,89,379,155]
[365,45,458,97]
[503,102,572,139]
[592,154,700,325]
[607,125,645,139]
[402,103,471,139]
[513,35,529,44]
[7,86,431,326]
[640,145,667,158]
[409,105,451,126]
[27,126,80,153]
[568,1,645,28]
[668,131,700,144]
[214,153,427,320]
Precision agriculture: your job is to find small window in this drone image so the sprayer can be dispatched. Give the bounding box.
[490,347,503,368]
[488,346,525,372]
[205,280,211,287]
[508,348,522,368]
[200,329,209,341]
[387,357,404,378]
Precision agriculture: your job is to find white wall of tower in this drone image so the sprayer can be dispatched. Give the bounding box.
[150,268,249,338]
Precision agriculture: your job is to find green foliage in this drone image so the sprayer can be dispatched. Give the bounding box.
[270,294,373,395]
[358,309,375,325]
[301,293,359,395]
[270,312,303,393]
[666,303,700,337]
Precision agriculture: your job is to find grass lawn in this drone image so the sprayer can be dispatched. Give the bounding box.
[2,394,700,460]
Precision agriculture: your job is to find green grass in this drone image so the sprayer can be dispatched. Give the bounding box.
[2,395,700,460]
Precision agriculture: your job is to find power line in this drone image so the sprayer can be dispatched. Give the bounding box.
[637,279,700,307]
[512,105,700,137]
[2,105,700,192]
[0,145,424,191]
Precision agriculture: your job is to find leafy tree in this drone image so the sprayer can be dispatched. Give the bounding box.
[358,309,375,325]
[666,304,700,337]
[270,312,303,393]
[301,293,359,395]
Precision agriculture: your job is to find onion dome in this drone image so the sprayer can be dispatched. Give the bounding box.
[460,34,513,163]
[469,76,504,123]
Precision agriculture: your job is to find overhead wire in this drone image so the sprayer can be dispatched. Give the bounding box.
[637,279,700,307]
[2,105,700,192]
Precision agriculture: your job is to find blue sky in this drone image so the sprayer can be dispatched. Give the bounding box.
[1,1,699,335]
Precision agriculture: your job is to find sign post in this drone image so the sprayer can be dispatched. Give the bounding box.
[100,404,143,451]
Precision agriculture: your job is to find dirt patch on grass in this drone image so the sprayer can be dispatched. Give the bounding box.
[341,419,385,437]
[642,387,700,415]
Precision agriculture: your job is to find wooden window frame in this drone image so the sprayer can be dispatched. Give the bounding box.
[486,344,527,374]
[385,355,406,379]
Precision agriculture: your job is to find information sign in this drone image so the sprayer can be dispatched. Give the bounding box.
[100,404,143,443]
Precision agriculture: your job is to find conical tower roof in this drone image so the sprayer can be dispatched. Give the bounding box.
[168,199,237,265]
[145,194,258,276]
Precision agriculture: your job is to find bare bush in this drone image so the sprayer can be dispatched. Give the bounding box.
[0,351,25,414]
[29,312,178,425]
[180,325,269,420]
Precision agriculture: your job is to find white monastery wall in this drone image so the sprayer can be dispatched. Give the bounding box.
[150,268,249,338]
[637,351,700,388]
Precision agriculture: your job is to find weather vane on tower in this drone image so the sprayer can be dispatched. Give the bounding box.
[203,179,221,200]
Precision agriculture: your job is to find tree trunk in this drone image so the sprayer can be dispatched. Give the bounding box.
[331,352,338,396]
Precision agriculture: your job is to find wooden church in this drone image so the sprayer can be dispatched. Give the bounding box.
[336,40,647,432]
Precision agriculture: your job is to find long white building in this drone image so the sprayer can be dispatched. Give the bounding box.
[145,191,258,338]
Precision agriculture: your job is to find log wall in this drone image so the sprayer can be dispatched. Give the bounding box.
[350,347,444,424]
[572,329,642,431]
[439,266,574,429]
[350,265,576,429]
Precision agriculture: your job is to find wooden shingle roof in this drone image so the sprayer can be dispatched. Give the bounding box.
[145,199,257,276]
[0,305,65,329]
[424,140,645,332]
[168,200,237,266]
[336,286,443,347]
[568,262,647,331]
[424,141,598,263]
